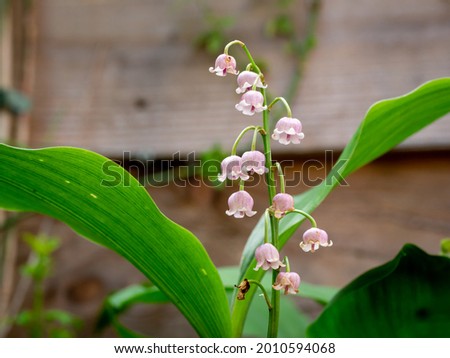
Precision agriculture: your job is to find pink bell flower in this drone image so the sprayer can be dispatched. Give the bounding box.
[209,54,239,76]
[218,155,249,182]
[225,190,257,218]
[271,193,295,219]
[272,272,301,295]
[236,71,267,94]
[241,150,268,176]
[235,90,267,116]
[272,117,305,145]
[300,228,333,253]
[254,243,286,271]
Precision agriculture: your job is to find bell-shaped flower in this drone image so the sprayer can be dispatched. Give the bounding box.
[225,190,257,218]
[209,54,238,76]
[254,243,286,271]
[272,272,301,295]
[241,150,268,176]
[300,228,332,253]
[271,193,295,219]
[235,90,267,116]
[218,155,249,182]
[272,117,305,145]
[236,71,267,94]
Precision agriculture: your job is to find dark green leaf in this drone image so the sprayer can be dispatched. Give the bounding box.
[308,244,450,337]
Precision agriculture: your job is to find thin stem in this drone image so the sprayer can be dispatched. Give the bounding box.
[251,127,259,151]
[239,180,245,191]
[268,97,293,118]
[275,162,286,193]
[247,280,272,311]
[285,256,291,272]
[264,209,270,244]
[224,40,245,55]
[231,126,257,155]
[267,220,280,338]
[286,209,318,228]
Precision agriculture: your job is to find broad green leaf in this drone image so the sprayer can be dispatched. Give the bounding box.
[0,145,231,338]
[307,244,450,337]
[232,77,450,336]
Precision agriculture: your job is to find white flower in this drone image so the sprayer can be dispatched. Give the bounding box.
[236,71,267,94]
[209,54,238,76]
[235,90,267,116]
[272,117,305,145]
[300,228,332,253]
[225,190,257,218]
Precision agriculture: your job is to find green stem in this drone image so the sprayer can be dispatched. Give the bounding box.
[231,126,257,155]
[285,256,291,272]
[275,162,286,193]
[286,209,318,228]
[251,127,259,151]
[239,180,245,191]
[264,209,270,244]
[267,220,280,338]
[268,97,293,118]
[247,280,272,310]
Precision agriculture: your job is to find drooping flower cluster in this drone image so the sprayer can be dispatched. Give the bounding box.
[209,43,332,302]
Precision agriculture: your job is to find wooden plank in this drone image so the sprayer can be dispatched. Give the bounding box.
[30,0,450,157]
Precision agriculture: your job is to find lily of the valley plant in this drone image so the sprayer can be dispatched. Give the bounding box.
[210,40,332,337]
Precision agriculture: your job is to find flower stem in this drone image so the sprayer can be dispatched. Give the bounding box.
[267,219,280,338]
[239,180,245,191]
[264,209,270,244]
[275,162,286,193]
[268,97,293,118]
[231,126,257,155]
[286,209,318,228]
[247,280,272,311]
[285,256,291,272]
[251,127,259,151]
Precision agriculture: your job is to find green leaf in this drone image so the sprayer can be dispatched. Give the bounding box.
[232,77,450,336]
[307,244,450,337]
[0,145,231,338]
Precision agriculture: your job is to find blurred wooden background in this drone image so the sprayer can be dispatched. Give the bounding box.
[30,0,450,156]
[1,0,450,337]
